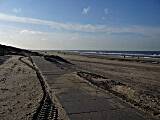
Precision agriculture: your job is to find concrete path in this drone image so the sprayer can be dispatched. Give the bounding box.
[32,56,153,120]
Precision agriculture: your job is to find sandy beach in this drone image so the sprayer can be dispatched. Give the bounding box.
[0,56,43,120]
[0,48,159,119]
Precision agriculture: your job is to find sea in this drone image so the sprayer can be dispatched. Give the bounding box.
[68,50,160,58]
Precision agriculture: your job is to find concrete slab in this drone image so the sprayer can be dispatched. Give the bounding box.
[101,108,145,120]
[32,56,154,120]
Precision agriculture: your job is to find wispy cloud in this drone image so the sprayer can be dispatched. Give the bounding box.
[104,8,109,15]
[82,6,90,15]
[102,16,106,20]
[19,29,44,35]
[0,12,160,37]
[102,8,109,20]
[0,12,105,33]
[12,8,21,13]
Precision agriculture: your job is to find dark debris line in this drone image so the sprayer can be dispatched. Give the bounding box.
[19,57,58,120]
[32,94,58,120]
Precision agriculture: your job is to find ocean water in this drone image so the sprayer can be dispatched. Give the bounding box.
[69,50,160,58]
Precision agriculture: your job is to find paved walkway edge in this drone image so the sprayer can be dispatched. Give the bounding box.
[29,56,70,120]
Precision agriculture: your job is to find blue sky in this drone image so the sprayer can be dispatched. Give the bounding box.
[0,0,160,50]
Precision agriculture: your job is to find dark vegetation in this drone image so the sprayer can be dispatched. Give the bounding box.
[0,44,71,65]
[0,44,42,56]
[0,56,10,65]
[44,55,72,64]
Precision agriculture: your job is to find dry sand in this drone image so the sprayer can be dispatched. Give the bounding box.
[0,56,43,120]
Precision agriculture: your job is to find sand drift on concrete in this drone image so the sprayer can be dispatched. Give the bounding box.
[77,71,160,117]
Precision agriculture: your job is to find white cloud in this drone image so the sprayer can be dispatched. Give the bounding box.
[13,8,21,13]
[0,13,160,37]
[19,29,44,34]
[41,38,46,41]
[0,25,160,50]
[104,8,109,15]
[82,6,90,15]
[102,8,109,21]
